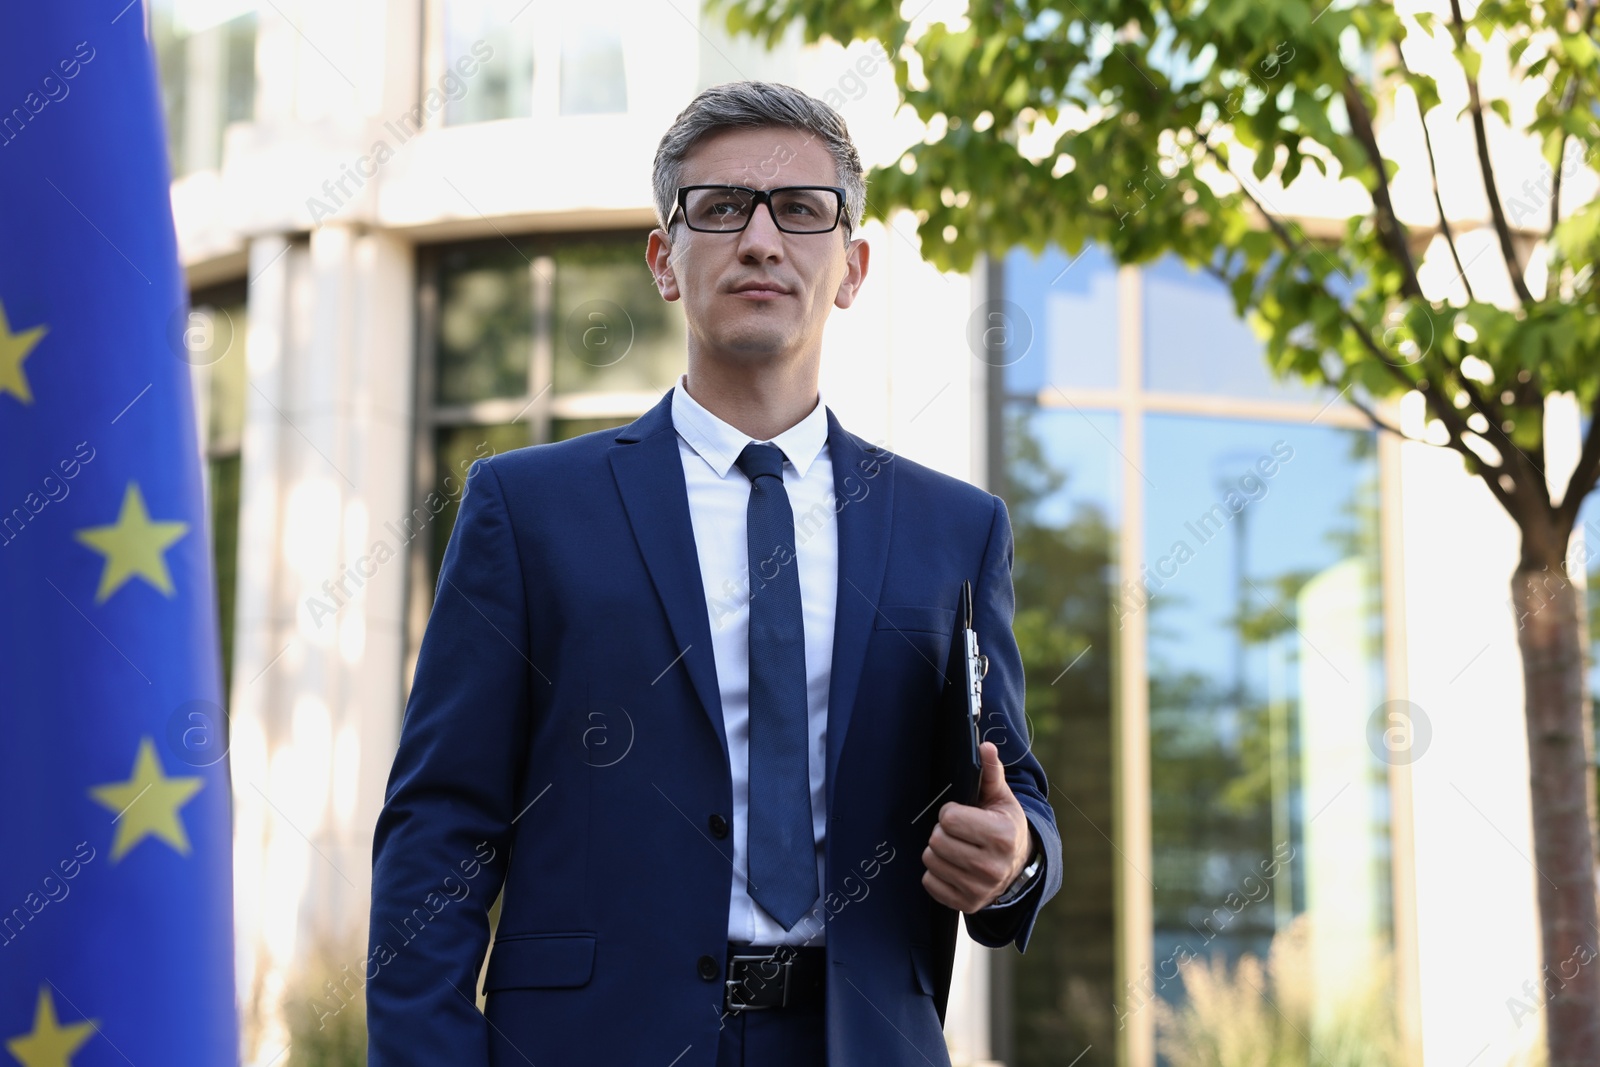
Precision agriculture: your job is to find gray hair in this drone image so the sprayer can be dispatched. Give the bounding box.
[652,80,867,245]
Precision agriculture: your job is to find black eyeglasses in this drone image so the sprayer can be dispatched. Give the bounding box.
[667,185,849,235]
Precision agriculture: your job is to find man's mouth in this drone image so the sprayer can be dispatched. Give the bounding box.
[730,278,792,298]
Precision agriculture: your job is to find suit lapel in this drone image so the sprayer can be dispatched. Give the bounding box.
[607,388,896,811]
[608,390,729,764]
[822,409,894,813]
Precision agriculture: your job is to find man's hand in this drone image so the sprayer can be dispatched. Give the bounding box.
[921,741,1033,913]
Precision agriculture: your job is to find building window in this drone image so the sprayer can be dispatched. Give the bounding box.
[435,0,630,124]
[189,279,249,702]
[993,245,1123,1062]
[1001,242,1119,394]
[1144,416,1390,1023]
[997,241,1395,1066]
[440,0,537,124]
[559,0,628,115]
[1142,253,1325,402]
[999,401,1122,1062]
[148,0,257,176]
[410,230,684,642]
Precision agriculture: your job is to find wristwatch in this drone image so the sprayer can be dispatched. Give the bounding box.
[988,830,1043,908]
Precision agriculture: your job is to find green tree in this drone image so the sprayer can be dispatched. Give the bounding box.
[707,0,1600,1061]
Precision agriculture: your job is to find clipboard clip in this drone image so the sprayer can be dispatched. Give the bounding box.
[959,582,984,724]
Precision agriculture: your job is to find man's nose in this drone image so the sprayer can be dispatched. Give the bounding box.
[736,201,785,261]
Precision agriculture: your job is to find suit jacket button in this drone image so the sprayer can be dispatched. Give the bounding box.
[709,813,728,838]
[698,954,719,980]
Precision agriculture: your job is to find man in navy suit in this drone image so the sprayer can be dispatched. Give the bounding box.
[366,80,1060,1066]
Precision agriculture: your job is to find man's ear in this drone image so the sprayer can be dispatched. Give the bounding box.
[646,228,682,302]
[833,236,870,310]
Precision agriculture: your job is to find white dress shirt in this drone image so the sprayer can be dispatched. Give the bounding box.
[671,373,837,946]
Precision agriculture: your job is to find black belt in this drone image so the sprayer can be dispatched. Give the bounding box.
[724,941,826,1012]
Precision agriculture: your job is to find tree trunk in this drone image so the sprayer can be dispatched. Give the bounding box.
[1512,553,1600,1067]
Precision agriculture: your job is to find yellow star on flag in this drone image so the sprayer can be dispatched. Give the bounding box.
[0,298,46,405]
[4,986,96,1067]
[89,736,204,862]
[73,481,189,604]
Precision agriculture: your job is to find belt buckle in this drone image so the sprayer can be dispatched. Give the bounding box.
[724,946,796,1013]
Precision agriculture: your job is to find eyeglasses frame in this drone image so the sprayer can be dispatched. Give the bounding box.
[667,184,851,236]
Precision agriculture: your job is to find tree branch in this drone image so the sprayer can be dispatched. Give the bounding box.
[1547,0,1599,240]
[1341,76,1424,301]
[1199,126,1513,434]
[1209,104,1517,444]
[1194,129,1342,284]
[1193,128,1534,522]
[1548,111,1578,246]
[1448,0,1535,305]
[1320,68,1509,440]
[1394,49,1476,302]
[1341,305,1529,518]
[1344,390,1409,439]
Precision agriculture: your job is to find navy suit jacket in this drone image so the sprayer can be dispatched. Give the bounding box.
[366,386,1061,1066]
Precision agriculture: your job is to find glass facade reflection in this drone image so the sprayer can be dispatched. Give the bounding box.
[551,238,684,394]
[559,0,628,115]
[1001,406,1122,1062]
[1002,242,1120,394]
[149,0,257,176]
[439,0,629,123]
[419,231,682,594]
[1143,253,1329,403]
[435,242,536,406]
[1000,241,1395,1066]
[442,0,537,124]
[1144,417,1390,1028]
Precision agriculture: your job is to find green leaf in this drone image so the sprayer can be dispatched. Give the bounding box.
[1509,35,1532,68]
[1409,73,1442,116]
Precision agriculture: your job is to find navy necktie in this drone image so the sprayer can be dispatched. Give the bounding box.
[735,441,818,930]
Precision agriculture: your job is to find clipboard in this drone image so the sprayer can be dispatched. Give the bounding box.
[936,580,987,808]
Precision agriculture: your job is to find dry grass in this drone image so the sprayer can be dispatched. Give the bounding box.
[280,936,368,1067]
[1153,915,1404,1067]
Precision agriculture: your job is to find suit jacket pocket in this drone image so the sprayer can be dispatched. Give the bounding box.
[483,932,597,991]
[871,604,957,698]
[872,604,957,635]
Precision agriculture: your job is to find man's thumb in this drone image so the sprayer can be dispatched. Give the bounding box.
[978,741,1009,805]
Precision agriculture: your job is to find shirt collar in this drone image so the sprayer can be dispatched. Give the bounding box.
[671,372,829,479]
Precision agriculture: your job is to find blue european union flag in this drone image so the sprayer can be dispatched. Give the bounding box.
[0,4,238,1064]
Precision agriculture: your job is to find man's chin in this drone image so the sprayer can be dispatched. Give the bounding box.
[706,331,794,361]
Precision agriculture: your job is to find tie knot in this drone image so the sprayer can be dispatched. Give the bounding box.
[736,441,787,483]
